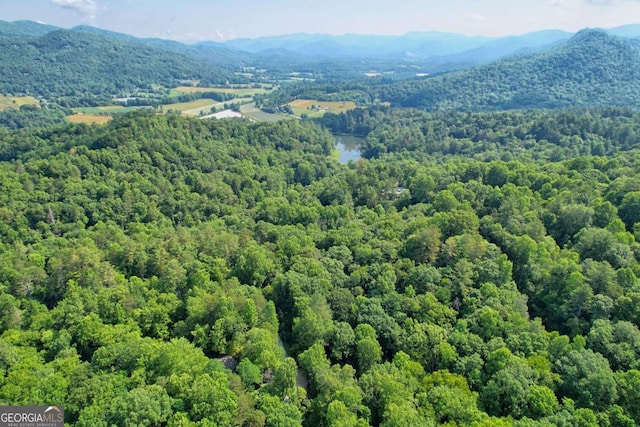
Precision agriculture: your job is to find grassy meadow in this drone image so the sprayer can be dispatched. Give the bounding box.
[288,99,357,117]
[239,103,286,122]
[0,94,39,111]
[66,113,112,125]
[73,105,144,114]
[162,98,220,114]
[171,86,272,97]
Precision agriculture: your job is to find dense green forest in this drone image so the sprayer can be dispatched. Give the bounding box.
[0,104,70,130]
[319,106,640,160]
[1,111,640,426]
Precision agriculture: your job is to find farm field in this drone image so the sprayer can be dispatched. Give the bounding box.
[288,99,357,117]
[73,105,144,114]
[284,77,316,82]
[240,103,286,122]
[178,97,254,116]
[171,86,272,97]
[66,113,112,125]
[70,97,255,119]
[162,99,219,114]
[181,101,227,116]
[0,94,39,110]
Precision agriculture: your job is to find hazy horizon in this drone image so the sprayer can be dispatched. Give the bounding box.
[2,0,640,42]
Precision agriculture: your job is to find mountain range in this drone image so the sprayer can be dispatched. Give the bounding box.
[215,29,572,64]
[3,19,640,66]
[2,20,640,111]
[212,24,640,69]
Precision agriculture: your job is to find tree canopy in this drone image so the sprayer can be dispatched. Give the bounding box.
[0,109,639,425]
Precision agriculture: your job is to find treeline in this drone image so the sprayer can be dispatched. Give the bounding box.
[0,112,639,425]
[320,106,640,161]
[0,104,70,130]
[255,81,380,113]
[120,91,237,108]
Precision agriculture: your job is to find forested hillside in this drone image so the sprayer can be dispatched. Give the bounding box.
[0,20,59,37]
[380,30,640,111]
[1,111,640,425]
[0,29,233,106]
[71,25,256,73]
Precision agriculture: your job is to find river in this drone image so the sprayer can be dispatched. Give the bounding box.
[335,134,364,164]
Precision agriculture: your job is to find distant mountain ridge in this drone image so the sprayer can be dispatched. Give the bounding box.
[421,30,571,71]
[216,30,574,63]
[212,25,640,65]
[216,32,493,58]
[0,20,59,37]
[2,19,640,65]
[381,29,640,111]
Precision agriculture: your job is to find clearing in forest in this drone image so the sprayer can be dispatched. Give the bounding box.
[175,97,255,116]
[288,99,357,117]
[73,105,143,114]
[172,86,272,96]
[240,103,286,122]
[66,113,112,125]
[162,98,219,113]
[0,94,39,110]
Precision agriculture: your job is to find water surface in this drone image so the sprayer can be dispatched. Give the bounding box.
[335,134,364,164]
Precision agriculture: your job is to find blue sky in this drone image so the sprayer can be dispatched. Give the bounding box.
[2,0,640,41]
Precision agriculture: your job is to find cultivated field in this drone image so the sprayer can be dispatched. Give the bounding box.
[240,103,286,122]
[0,94,39,110]
[74,105,143,114]
[176,97,255,116]
[180,101,227,116]
[288,99,357,117]
[162,99,219,113]
[66,113,112,125]
[172,86,272,97]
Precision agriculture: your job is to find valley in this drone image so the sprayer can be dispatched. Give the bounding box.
[1,15,640,427]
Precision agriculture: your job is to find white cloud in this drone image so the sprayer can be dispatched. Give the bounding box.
[467,14,486,22]
[586,0,640,4]
[51,0,100,21]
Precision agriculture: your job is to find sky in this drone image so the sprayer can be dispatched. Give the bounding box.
[1,0,640,42]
